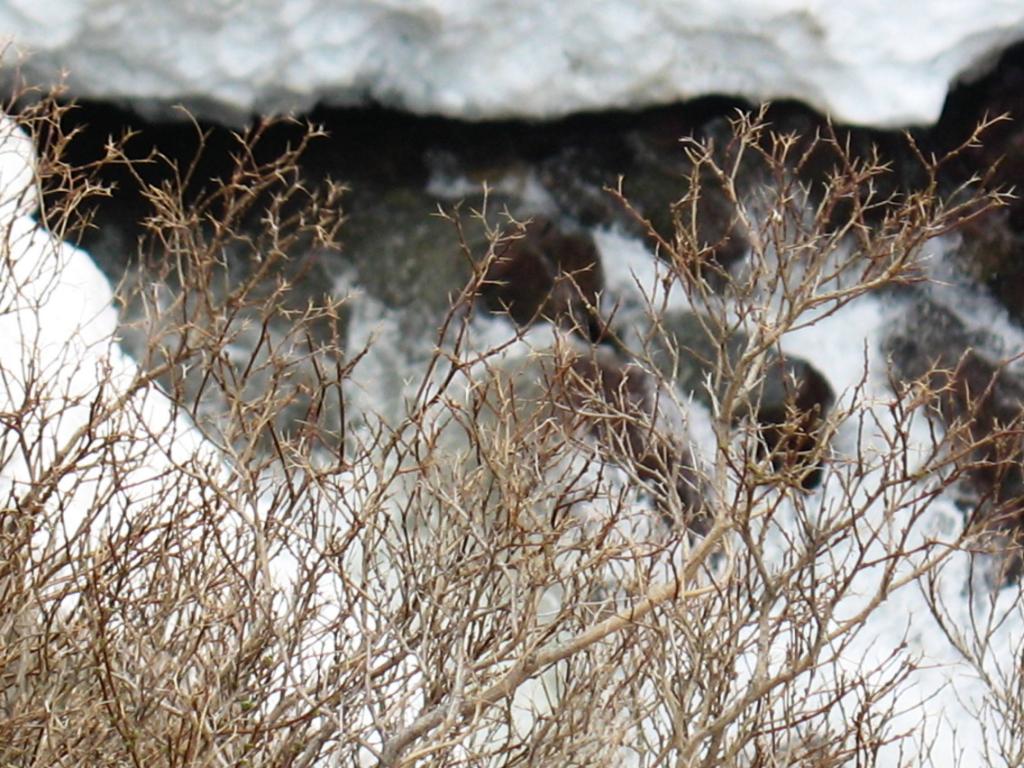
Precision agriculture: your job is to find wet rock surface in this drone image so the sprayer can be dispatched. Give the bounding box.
[561,348,706,534]
[954,208,1024,320]
[538,103,750,273]
[869,50,1024,552]
[654,310,836,490]
[54,97,927,328]
[933,42,1024,321]
[341,185,474,317]
[884,297,1024,577]
[480,217,606,342]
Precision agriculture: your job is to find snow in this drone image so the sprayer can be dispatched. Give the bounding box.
[0,116,372,745]
[590,224,1024,765]
[0,115,218,563]
[774,296,1000,766]
[2,0,1024,126]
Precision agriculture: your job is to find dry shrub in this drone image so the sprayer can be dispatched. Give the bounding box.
[1,92,1022,768]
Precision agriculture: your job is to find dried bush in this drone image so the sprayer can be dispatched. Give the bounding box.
[1,91,1023,768]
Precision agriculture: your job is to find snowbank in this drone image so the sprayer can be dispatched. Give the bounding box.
[3,0,1023,126]
[0,115,217,559]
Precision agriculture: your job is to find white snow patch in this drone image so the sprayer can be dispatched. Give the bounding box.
[2,1,1023,126]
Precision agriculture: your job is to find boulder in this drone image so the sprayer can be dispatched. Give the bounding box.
[480,217,607,342]
[343,185,474,317]
[561,348,707,533]
[952,208,1024,321]
[538,111,749,275]
[655,310,835,489]
[754,356,835,490]
[884,297,1024,579]
[464,345,706,534]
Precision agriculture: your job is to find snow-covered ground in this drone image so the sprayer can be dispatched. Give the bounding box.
[0,116,207,535]
[0,116,371,751]
[3,0,1024,126]
[591,226,1024,765]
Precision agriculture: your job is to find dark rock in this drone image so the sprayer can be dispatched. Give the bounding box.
[931,44,1024,321]
[755,103,922,226]
[882,297,999,382]
[954,208,1024,321]
[538,117,749,278]
[538,143,628,229]
[480,217,608,343]
[754,356,835,490]
[342,185,476,317]
[655,310,835,489]
[948,351,1024,583]
[560,349,707,534]
[619,119,749,274]
[884,298,1024,580]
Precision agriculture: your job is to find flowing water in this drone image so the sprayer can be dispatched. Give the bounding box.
[53,91,1024,765]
